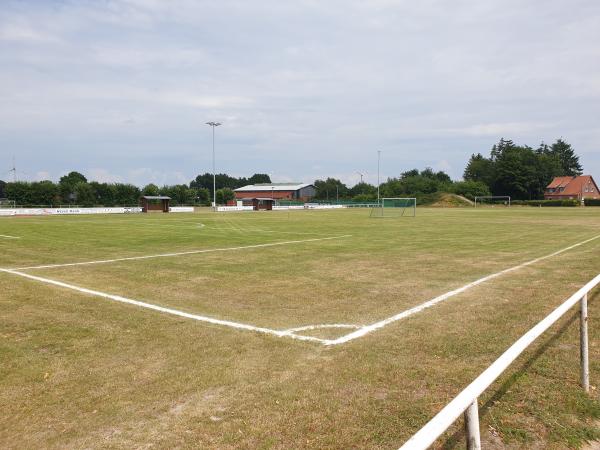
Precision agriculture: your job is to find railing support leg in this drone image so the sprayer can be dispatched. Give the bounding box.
[464,399,481,450]
[580,294,589,393]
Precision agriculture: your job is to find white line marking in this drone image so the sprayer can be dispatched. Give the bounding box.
[199,224,330,236]
[2,233,597,346]
[10,235,352,271]
[0,234,20,239]
[326,233,600,345]
[0,268,330,344]
[281,324,361,335]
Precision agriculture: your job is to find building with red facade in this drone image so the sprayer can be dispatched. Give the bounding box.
[234,183,316,202]
[544,175,600,201]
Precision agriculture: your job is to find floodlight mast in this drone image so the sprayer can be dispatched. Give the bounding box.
[377,150,381,204]
[206,121,221,211]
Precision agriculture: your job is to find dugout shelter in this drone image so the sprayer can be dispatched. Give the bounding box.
[140,195,171,213]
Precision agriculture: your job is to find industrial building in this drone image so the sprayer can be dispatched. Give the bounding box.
[233,183,316,202]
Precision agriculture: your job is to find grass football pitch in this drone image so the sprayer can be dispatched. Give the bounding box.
[1,207,599,449]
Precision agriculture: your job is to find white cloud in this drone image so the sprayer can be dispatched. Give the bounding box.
[448,122,553,137]
[87,168,123,183]
[0,0,599,184]
[0,23,61,43]
[34,171,52,181]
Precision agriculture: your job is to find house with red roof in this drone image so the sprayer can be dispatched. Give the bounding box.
[544,175,600,201]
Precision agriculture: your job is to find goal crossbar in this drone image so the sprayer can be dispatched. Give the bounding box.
[474,196,511,207]
[370,197,416,218]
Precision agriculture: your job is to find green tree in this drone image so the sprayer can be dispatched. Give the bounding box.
[352,193,376,202]
[89,182,117,206]
[113,183,141,206]
[314,178,348,201]
[549,138,582,176]
[74,182,95,206]
[0,180,6,198]
[142,183,160,196]
[463,153,496,186]
[462,138,576,200]
[535,150,563,195]
[450,181,491,200]
[59,171,87,203]
[349,182,376,199]
[215,188,235,204]
[419,167,452,184]
[381,175,439,197]
[59,171,87,186]
[195,188,210,205]
[4,182,30,205]
[162,184,197,205]
[29,180,59,205]
[191,172,241,196]
[492,144,544,199]
[247,173,272,184]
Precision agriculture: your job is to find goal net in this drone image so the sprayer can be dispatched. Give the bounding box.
[474,196,511,207]
[370,198,416,218]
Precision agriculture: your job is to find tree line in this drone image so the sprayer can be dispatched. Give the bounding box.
[463,138,582,200]
[0,171,271,206]
[313,138,583,202]
[0,138,584,205]
[312,169,490,203]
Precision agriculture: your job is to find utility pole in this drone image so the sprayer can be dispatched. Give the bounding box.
[206,122,221,211]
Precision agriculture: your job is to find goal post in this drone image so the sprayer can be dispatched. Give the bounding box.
[474,196,511,207]
[370,197,416,218]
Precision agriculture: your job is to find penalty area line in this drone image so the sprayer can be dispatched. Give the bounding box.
[11,234,352,271]
[327,233,600,346]
[0,268,330,344]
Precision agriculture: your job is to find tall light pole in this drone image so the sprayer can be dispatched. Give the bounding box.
[377,150,381,204]
[206,121,221,211]
[357,172,363,184]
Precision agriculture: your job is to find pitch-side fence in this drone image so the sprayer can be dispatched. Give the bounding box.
[399,273,599,450]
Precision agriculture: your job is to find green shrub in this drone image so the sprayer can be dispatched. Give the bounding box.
[514,199,580,207]
[584,198,600,206]
[450,180,491,200]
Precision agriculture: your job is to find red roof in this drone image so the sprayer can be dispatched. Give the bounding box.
[546,176,573,189]
[546,175,599,196]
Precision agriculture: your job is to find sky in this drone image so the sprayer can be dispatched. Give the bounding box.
[1,0,599,187]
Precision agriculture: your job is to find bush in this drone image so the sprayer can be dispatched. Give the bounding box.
[215,188,235,205]
[450,180,491,200]
[584,198,600,206]
[352,194,376,203]
[512,199,580,207]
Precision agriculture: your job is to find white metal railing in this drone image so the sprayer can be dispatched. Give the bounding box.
[399,273,599,450]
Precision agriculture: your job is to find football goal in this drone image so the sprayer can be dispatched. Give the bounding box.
[370,198,416,218]
[474,196,511,207]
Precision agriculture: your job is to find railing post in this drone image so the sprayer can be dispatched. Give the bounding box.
[580,294,589,393]
[464,399,481,450]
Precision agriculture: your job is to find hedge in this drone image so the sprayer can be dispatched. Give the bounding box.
[511,199,580,207]
[584,198,600,206]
